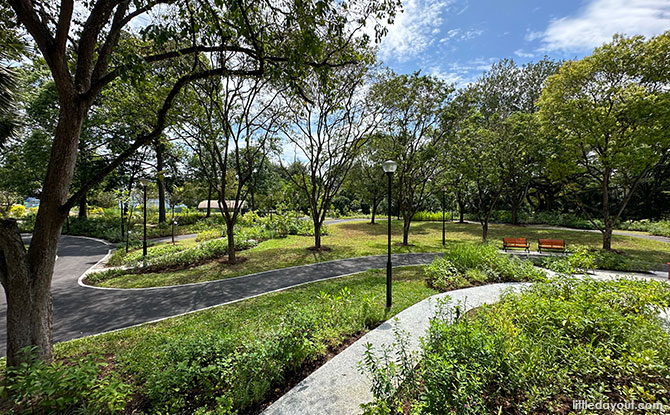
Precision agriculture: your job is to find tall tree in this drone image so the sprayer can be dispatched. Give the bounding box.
[0,0,398,366]
[539,32,670,250]
[372,71,453,245]
[281,63,380,249]
[180,75,281,263]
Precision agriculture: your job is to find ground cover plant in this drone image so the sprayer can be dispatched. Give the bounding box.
[361,277,670,414]
[90,221,670,288]
[425,243,546,291]
[2,266,437,414]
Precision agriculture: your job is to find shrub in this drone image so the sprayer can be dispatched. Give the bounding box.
[363,278,670,414]
[142,307,323,414]
[107,243,185,267]
[8,204,25,218]
[542,245,595,274]
[425,244,545,292]
[196,229,222,242]
[425,258,468,290]
[0,347,131,415]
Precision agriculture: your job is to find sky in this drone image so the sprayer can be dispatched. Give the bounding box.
[376,0,670,85]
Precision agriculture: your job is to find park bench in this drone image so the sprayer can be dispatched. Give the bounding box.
[502,237,530,252]
[538,238,566,253]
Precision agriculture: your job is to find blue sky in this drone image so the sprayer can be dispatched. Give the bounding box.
[376,0,670,85]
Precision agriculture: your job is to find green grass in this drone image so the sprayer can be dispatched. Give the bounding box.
[94,220,670,288]
[54,266,437,414]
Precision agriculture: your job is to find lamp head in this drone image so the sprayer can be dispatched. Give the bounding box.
[139,178,151,187]
[382,160,398,174]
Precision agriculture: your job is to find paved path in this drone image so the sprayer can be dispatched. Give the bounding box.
[0,244,439,355]
[263,270,669,415]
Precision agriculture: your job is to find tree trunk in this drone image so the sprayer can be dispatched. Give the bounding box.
[481,220,489,242]
[602,169,612,251]
[370,196,377,224]
[313,218,322,249]
[78,192,87,219]
[456,191,465,223]
[402,214,411,245]
[226,220,236,264]
[602,226,613,251]
[458,200,465,223]
[156,141,166,223]
[1,99,86,366]
[511,203,519,225]
[206,183,212,217]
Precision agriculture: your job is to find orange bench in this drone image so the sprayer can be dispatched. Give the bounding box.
[502,237,529,252]
[538,239,565,253]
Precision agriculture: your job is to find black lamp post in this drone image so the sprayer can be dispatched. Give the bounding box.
[442,186,446,246]
[382,160,398,309]
[140,179,150,258]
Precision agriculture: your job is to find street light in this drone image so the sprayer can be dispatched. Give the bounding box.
[382,160,398,309]
[442,186,447,246]
[139,178,150,258]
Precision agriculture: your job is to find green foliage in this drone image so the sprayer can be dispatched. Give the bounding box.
[196,229,223,242]
[107,243,185,267]
[541,245,595,274]
[426,244,545,291]
[0,347,131,415]
[540,246,650,273]
[425,258,468,291]
[360,323,422,415]
[8,204,24,218]
[364,278,670,414]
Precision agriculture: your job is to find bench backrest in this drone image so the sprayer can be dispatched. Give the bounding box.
[503,237,527,244]
[539,239,565,247]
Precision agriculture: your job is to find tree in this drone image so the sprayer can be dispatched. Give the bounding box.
[179,75,281,263]
[539,32,670,250]
[0,0,399,366]
[281,63,380,249]
[347,143,386,224]
[372,71,453,245]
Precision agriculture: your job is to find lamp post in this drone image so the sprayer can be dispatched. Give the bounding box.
[442,186,446,246]
[139,179,150,258]
[382,160,398,309]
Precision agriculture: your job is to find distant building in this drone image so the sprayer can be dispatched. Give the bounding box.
[24,197,40,208]
[197,200,248,212]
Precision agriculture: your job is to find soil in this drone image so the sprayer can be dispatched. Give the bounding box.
[307,245,332,252]
[394,242,416,247]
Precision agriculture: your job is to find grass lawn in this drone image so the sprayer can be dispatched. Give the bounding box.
[55,266,437,414]
[94,220,670,288]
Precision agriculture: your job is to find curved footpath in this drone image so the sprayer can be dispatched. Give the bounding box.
[263,270,669,415]
[0,242,439,355]
[2,220,668,357]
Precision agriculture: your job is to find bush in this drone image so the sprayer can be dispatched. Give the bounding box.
[425,244,545,292]
[542,245,595,274]
[107,243,186,267]
[0,347,131,415]
[425,258,468,290]
[142,307,324,414]
[363,278,670,414]
[332,195,351,216]
[8,204,25,218]
[196,229,222,242]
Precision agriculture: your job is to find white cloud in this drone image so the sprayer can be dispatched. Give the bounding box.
[514,49,535,58]
[379,0,453,62]
[536,0,670,52]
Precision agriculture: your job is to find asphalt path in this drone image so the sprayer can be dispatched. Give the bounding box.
[3,219,668,356]
[0,232,439,355]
